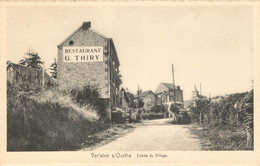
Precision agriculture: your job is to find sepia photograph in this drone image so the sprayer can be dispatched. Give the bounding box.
[4,4,254,153]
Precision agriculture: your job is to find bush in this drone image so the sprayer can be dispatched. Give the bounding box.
[7,87,107,151]
[70,85,107,118]
[189,90,254,150]
[150,105,167,113]
[170,104,179,114]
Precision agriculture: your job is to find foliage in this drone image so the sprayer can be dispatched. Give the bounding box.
[190,90,254,150]
[19,50,43,69]
[150,105,167,113]
[7,86,106,151]
[190,99,210,124]
[135,98,144,108]
[49,58,57,79]
[70,85,107,118]
[170,104,179,114]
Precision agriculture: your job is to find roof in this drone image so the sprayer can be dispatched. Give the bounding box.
[7,62,42,73]
[194,85,198,92]
[57,23,120,66]
[161,83,182,91]
[135,90,155,98]
[162,83,174,90]
[7,62,55,85]
[120,88,130,103]
[58,27,109,47]
[197,94,207,99]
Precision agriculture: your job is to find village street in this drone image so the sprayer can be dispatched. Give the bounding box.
[92,118,201,151]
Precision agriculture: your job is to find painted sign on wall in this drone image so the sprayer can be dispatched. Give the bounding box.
[63,46,103,62]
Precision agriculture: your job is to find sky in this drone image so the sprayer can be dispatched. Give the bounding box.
[6,5,253,100]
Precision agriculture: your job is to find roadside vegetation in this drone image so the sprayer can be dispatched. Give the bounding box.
[7,51,128,151]
[189,90,253,150]
[7,84,112,151]
[112,105,168,123]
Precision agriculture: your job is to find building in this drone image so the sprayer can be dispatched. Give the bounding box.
[184,85,207,108]
[7,61,55,90]
[192,85,206,100]
[124,88,135,108]
[57,21,121,119]
[119,87,131,110]
[155,83,184,109]
[135,90,157,111]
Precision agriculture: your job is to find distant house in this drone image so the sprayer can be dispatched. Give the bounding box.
[155,83,184,109]
[191,85,206,100]
[184,85,207,108]
[7,62,56,90]
[124,88,135,108]
[119,87,133,110]
[135,90,157,111]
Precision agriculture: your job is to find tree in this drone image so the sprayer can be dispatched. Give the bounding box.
[170,104,179,122]
[19,50,42,69]
[49,58,57,79]
[135,99,144,109]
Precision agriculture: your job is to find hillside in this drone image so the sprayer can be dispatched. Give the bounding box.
[7,86,107,151]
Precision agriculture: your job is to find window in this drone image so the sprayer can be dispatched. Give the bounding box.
[69,40,74,45]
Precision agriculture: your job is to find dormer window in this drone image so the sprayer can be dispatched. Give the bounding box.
[69,40,74,45]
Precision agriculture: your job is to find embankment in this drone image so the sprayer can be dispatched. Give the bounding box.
[7,88,107,151]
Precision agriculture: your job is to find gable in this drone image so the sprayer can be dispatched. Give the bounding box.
[144,92,156,99]
[58,27,108,48]
[155,83,169,94]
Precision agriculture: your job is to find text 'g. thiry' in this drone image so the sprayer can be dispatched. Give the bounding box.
[63,46,103,62]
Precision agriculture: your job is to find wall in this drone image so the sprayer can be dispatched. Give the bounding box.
[57,27,109,98]
[143,93,157,111]
[7,63,55,90]
[57,24,121,119]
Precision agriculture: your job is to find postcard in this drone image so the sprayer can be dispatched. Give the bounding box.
[0,1,259,165]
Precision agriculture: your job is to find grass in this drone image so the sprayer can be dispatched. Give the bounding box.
[190,124,251,151]
[7,88,108,151]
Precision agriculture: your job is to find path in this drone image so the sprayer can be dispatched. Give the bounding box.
[93,118,201,151]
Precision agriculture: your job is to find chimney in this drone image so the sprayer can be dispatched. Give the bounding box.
[82,22,91,30]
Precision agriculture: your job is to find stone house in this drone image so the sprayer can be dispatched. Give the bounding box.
[155,83,184,109]
[7,62,55,90]
[189,85,207,107]
[135,90,157,111]
[57,21,121,119]
[119,87,130,110]
[124,88,135,108]
[119,87,135,110]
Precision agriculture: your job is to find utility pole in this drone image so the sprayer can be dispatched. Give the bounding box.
[200,83,202,95]
[172,64,176,103]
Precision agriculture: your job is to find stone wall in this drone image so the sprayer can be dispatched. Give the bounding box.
[143,93,157,111]
[57,27,109,98]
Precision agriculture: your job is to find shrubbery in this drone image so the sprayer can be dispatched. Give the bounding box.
[70,85,107,118]
[189,90,254,150]
[7,84,108,151]
[150,105,167,113]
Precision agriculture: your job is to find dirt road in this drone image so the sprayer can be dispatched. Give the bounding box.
[94,118,201,151]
